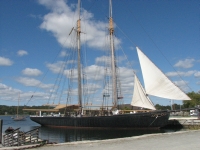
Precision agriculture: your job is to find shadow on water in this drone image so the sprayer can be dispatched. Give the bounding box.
[1,116,182,143]
[39,126,182,143]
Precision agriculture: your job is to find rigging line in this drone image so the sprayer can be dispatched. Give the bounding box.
[137,75,155,107]
[86,31,109,107]
[81,47,101,107]
[81,24,88,106]
[114,37,124,100]
[119,44,136,76]
[65,69,74,106]
[81,17,111,107]
[80,0,110,21]
[81,26,93,107]
[81,7,101,107]
[82,40,89,107]
[24,47,62,106]
[149,116,158,127]
[65,36,77,106]
[79,31,89,106]
[115,24,137,48]
[80,0,99,20]
[56,54,69,104]
[123,1,193,92]
[47,54,68,105]
[25,1,94,107]
[25,31,76,107]
[103,52,112,108]
[105,33,112,107]
[102,55,110,108]
[86,64,102,105]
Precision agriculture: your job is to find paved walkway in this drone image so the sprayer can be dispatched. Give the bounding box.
[28,130,200,150]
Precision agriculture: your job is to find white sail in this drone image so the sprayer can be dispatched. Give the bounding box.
[136,47,191,100]
[131,75,156,110]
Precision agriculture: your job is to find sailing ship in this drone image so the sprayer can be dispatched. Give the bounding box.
[13,93,26,121]
[29,0,191,128]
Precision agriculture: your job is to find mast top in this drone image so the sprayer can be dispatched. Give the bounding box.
[109,0,114,34]
[109,0,113,18]
[78,0,81,19]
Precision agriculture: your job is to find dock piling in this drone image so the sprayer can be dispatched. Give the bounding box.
[0,119,2,144]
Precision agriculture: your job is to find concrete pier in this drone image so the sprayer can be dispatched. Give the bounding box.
[1,117,200,150]
[1,129,200,150]
[164,116,200,129]
[29,130,200,150]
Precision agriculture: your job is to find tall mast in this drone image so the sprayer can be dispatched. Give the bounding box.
[109,0,117,108]
[77,0,82,112]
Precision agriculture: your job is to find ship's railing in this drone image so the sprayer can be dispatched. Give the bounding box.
[2,127,40,147]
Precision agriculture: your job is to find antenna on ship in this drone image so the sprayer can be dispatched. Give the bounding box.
[109,0,118,109]
[77,0,82,115]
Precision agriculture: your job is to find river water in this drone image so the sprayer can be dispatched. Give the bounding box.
[0,115,180,143]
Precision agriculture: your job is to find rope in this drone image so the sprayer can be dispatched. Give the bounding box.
[121,1,193,92]
[149,116,158,127]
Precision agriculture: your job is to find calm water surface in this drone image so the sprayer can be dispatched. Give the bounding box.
[0,115,181,143]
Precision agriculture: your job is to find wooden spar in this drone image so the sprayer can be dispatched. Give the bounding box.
[77,0,82,113]
[23,109,59,112]
[109,0,118,109]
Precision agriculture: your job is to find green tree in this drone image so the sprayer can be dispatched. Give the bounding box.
[155,104,171,110]
[183,92,200,108]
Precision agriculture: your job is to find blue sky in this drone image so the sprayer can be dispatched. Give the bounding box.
[0,0,199,107]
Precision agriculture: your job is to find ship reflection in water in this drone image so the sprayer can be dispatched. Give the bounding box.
[1,116,180,143]
[38,126,176,143]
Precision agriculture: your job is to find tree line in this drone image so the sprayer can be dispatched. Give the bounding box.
[154,91,200,110]
[0,92,199,115]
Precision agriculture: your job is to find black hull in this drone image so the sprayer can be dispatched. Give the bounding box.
[30,111,170,129]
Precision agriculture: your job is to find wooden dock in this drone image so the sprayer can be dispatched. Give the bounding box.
[0,127,46,150]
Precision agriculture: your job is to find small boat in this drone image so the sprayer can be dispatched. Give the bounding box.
[13,115,26,121]
[13,93,26,121]
[5,127,14,133]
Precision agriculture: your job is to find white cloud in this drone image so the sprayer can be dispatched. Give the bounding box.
[16,77,41,86]
[46,61,65,74]
[166,70,196,77]
[95,56,111,65]
[59,51,67,57]
[85,65,134,96]
[174,58,195,69]
[84,65,104,81]
[17,50,28,56]
[173,80,189,92]
[46,61,135,101]
[95,55,126,66]
[38,0,121,50]
[0,83,21,99]
[0,57,13,66]
[16,77,53,89]
[22,68,43,76]
[0,82,52,104]
[194,71,200,78]
[46,60,77,75]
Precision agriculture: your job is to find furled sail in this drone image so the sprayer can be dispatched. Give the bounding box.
[136,47,191,100]
[131,75,156,110]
